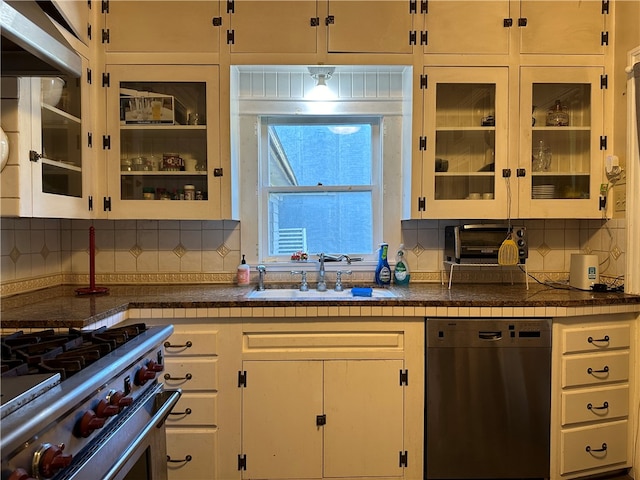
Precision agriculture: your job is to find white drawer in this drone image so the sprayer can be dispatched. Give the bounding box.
[166,392,217,427]
[562,324,630,354]
[562,351,629,388]
[164,357,218,391]
[167,428,217,480]
[560,420,628,474]
[164,329,218,356]
[561,385,629,426]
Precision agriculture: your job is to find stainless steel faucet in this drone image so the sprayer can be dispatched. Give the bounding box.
[256,265,266,291]
[316,253,327,292]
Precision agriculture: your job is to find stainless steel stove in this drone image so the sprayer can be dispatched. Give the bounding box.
[1,324,180,480]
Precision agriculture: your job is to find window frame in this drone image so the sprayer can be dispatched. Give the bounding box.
[258,115,383,262]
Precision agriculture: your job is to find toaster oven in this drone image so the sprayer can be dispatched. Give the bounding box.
[444,224,528,264]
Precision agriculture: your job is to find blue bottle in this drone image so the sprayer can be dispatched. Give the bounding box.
[375,243,392,286]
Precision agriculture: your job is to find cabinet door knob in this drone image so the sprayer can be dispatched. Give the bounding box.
[167,455,192,464]
[586,443,607,453]
[164,373,192,381]
[164,341,193,349]
[587,335,610,345]
[587,401,609,411]
[587,366,609,375]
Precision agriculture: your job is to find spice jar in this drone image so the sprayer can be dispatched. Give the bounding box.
[184,184,195,200]
[142,187,155,200]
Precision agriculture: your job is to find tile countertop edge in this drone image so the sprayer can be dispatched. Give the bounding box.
[1,284,640,329]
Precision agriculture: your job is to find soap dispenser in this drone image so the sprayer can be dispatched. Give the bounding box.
[374,243,391,286]
[393,244,410,285]
[237,254,250,285]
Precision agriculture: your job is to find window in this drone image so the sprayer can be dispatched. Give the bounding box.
[260,116,381,260]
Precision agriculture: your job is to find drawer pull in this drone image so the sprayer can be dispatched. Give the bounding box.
[587,335,610,345]
[169,408,192,416]
[587,365,609,375]
[167,455,192,464]
[164,340,193,349]
[164,373,193,381]
[587,401,609,411]
[586,443,607,454]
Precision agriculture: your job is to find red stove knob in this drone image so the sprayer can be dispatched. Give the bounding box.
[32,443,73,478]
[135,365,156,386]
[147,360,164,372]
[75,410,106,438]
[7,468,35,480]
[108,390,133,410]
[95,399,120,418]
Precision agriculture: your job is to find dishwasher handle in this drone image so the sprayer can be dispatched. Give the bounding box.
[478,331,502,340]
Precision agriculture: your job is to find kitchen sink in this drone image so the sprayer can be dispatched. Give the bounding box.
[245,288,398,300]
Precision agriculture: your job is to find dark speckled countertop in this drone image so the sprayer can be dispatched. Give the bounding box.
[1,283,639,329]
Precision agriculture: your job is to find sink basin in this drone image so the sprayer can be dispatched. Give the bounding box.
[246,288,398,300]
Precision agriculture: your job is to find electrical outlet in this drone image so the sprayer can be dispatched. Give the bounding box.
[600,183,608,195]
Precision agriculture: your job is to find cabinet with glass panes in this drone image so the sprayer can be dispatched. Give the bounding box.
[415,67,509,219]
[518,66,604,218]
[104,65,223,219]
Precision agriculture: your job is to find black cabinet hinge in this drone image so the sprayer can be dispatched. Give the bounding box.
[409,0,417,14]
[601,31,609,46]
[409,31,416,46]
[316,414,327,426]
[326,15,335,26]
[400,369,408,386]
[602,0,609,14]
[600,136,607,150]
[421,0,428,13]
[518,17,527,27]
[399,451,409,468]
[503,18,513,27]
[238,370,247,387]
[212,17,222,26]
[102,72,110,87]
[87,68,92,85]
[237,454,246,471]
[502,168,511,178]
[88,0,92,9]
[88,196,93,211]
[600,74,608,89]
[87,23,92,40]
[101,28,110,44]
[103,197,111,212]
[420,31,428,45]
[103,135,111,150]
[419,74,428,89]
[516,168,526,177]
[419,136,427,151]
[214,168,224,177]
[88,132,92,148]
[101,0,109,13]
[227,0,235,13]
[418,197,426,212]
[310,17,320,26]
[599,196,606,210]
[227,30,235,45]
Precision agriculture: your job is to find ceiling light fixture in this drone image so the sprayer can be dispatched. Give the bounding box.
[306,66,336,101]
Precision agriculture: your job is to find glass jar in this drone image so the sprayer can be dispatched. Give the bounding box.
[546,100,569,126]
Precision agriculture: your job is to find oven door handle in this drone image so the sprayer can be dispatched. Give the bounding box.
[102,387,181,480]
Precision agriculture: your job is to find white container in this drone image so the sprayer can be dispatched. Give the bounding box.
[237,255,250,285]
[569,254,599,290]
[184,184,195,200]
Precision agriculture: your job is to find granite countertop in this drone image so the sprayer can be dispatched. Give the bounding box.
[1,283,639,328]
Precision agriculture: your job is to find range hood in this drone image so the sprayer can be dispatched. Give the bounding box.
[1,0,82,77]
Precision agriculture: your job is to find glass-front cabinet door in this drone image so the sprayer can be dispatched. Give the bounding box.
[105,65,221,219]
[417,67,508,219]
[518,66,604,218]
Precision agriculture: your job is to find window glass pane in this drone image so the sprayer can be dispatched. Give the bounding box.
[268,192,373,255]
[268,124,372,187]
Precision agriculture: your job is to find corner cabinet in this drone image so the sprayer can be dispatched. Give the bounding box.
[414,67,509,219]
[0,57,94,219]
[103,65,225,219]
[518,66,605,218]
[239,318,424,480]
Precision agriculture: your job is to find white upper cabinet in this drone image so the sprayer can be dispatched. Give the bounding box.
[51,0,92,45]
[517,66,605,218]
[103,1,221,53]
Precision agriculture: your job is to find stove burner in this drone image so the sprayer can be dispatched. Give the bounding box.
[1,324,148,380]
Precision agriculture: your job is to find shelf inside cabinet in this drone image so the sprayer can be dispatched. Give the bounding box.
[120,171,207,176]
[42,158,82,172]
[42,104,81,125]
[435,172,494,177]
[120,124,206,130]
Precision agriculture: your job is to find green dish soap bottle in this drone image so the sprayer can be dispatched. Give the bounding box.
[375,243,392,286]
[393,244,410,285]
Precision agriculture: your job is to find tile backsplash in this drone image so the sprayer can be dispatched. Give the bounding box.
[0,217,627,296]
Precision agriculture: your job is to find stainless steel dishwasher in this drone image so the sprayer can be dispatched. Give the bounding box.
[426,318,551,479]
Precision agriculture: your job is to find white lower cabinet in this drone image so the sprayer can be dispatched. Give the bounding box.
[167,428,218,478]
[552,315,636,479]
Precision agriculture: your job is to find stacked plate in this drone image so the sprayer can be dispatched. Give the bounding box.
[532,184,555,199]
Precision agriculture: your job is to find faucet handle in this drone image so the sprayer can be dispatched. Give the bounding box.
[334,270,353,292]
[291,271,309,291]
[256,265,266,273]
